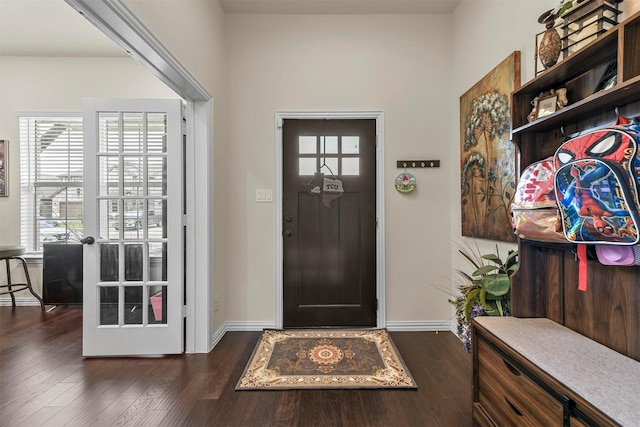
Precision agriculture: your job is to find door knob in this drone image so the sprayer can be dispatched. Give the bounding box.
[284,230,293,237]
[81,236,95,245]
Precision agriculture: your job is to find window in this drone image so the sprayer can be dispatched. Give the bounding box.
[19,114,84,252]
[297,135,360,176]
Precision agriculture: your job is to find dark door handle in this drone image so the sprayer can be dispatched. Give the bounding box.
[284,230,293,237]
[81,236,95,245]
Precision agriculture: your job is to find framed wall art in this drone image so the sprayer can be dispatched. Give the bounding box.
[460,52,521,243]
[0,140,7,197]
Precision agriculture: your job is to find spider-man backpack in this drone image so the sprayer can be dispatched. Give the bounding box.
[554,117,640,245]
[553,117,640,289]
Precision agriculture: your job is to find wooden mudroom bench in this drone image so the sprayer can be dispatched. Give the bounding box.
[472,317,640,426]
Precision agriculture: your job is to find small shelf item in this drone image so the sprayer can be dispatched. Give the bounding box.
[395,172,416,193]
[527,87,569,122]
[560,0,622,58]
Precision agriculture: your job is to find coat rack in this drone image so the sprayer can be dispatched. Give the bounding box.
[396,160,440,168]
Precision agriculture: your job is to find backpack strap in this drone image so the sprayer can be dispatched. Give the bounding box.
[577,244,588,292]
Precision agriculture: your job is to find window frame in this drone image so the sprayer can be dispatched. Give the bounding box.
[18,112,84,255]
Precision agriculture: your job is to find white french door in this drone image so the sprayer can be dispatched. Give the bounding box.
[82,98,184,356]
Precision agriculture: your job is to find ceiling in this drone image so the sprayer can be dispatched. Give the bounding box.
[0,0,460,57]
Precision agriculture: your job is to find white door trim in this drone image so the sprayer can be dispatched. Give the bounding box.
[274,111,386,329]
[64,0,213,353]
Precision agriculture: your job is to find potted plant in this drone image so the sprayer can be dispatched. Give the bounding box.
[449,244,518,352]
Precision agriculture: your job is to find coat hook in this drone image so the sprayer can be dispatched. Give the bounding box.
[560,126,565,138]
[614,106,620,116]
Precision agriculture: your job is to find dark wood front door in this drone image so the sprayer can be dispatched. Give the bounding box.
[282,119,377,327]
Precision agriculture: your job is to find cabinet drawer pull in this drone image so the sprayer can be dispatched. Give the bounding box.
[504,396,523,417]
[503,358,522,376]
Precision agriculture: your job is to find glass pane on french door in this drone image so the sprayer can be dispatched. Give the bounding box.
[96,112,168,326]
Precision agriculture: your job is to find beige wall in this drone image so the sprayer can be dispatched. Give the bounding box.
[225,13,454,323]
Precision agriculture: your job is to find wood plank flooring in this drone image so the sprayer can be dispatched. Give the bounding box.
[0,307,473,426]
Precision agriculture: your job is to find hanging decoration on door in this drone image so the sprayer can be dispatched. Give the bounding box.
[322,176,344,207]
[306,167,344,208]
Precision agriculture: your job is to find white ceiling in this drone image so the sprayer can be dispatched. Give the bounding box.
[0,0,460,57]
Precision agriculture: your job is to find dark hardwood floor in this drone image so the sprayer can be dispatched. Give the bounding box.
[0,306,473,426]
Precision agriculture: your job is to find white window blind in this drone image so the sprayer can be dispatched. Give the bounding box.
[19,114,84,252]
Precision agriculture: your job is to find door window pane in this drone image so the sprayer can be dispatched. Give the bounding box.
[147,199,164,239]
[342,136,360,154]
[299,158,317,175]
[99,199,119,240]
[123,156,143,196]
[124,286,143,325]
[149,242,167,281]
[123,113,144,153]
[124,243,144,282]
[320,136,338,154]
[147,156,166,196]
[147,113,167,154]
[122,199,145,239]
[148,285,167,324]
[320,158,339,176]
[100,244,119,282]
[99,286,119,325]
[342,158,360,175]
[299,136,316,154]
[98,155,120,196]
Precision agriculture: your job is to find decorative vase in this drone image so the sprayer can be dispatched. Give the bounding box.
[538,22,562,68]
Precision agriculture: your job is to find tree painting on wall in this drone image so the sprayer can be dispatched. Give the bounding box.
[460,51,520,243]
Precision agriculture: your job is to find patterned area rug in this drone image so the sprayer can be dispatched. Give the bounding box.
[236,329,417,390]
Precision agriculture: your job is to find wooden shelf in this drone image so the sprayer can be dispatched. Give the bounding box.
[474,8,640,427]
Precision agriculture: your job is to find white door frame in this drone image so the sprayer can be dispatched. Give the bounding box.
[65,0,214,353]
[274,111,386,329]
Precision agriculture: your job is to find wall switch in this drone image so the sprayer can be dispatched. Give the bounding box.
[256,189,273,203]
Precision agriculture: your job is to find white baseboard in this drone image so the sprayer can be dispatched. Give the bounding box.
[207,321,277,352]
[224,321,277,331]
[206,320,456,352]
[385,320,455,332]
[0,297,42,307]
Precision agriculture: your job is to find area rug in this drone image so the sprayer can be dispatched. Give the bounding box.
[236,329,417,390]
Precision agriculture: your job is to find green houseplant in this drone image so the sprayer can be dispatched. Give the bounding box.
[449,244,518,352]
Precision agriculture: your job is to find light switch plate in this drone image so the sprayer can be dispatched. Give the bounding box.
[256,189,273,203]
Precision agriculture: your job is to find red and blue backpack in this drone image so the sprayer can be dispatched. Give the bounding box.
[552,117,640,289]
[553,117,640,245]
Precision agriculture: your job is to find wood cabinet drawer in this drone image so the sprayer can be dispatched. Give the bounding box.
[477,339,564,426]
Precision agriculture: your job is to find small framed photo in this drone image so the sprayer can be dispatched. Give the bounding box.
[537,94,558,119]
[528,87,568,122]
[0,140,6,197]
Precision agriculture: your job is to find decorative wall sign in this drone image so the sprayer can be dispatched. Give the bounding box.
[460,52,520,242]
[395,172,416,193]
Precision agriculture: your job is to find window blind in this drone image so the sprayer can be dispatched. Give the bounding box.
[19,114,84,252]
